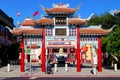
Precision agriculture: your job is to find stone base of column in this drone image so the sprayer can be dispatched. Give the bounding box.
[54,62,58,72]
[114,64,117,71]
[65,62,68,72]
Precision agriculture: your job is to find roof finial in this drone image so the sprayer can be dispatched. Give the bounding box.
[66,3,69,7]
[40,5,45,10]
[58,3,64,6]
[87,13,94,20]
[40,14,43,18]
[52,3,69,8]
[52,4,55,7]
[78,14,81,19]
[76,3,82,10]
[109,25,116,31]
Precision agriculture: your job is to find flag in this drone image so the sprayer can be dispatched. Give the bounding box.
[17,11,20,17]
[33,11,39,16]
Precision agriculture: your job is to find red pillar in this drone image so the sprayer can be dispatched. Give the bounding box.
[49,48,52,61]
[98,36,102,72]
[66,47,70,62]
[76,26,81,72]
[20,35,25,72]
[41,26,46,72]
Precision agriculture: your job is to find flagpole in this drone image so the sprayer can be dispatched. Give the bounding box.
[29,10,32,19]
[17,11,20,27]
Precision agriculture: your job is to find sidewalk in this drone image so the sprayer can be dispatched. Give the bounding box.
[0,65,23,77]
[0,65,120,77]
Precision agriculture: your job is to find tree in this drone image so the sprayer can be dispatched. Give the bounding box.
[88,13,120,29]
[88,13,120,55]
[88,12,120,67]
[102,26,120,55]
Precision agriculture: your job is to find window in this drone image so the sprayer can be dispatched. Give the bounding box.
[46,28,53,36]
[55,28,66,36]
[69,28,76,36]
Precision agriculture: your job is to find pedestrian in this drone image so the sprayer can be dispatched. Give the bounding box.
[38,54,41,65]
[46,59,53,74]
[91,45,98,75]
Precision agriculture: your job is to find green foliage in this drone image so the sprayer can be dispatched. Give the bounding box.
[102,26,120,55]
[88,13,120,29]
[88,12,120,56]
[88,15,101,25]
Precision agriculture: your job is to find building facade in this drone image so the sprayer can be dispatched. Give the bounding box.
[0,9,14,66]
[13,3,110,72]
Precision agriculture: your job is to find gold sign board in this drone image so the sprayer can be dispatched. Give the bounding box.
[55,28,66,36]
[55,17,66,25]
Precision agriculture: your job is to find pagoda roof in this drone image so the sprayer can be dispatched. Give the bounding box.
[44,8,77,14]
[13,27,110,36]
[68,18,88,26]
[19,17,88,26]
[19,18,36,26]
[114,10,120,15]
[33,17,54,25]
[80,28,110,35]
[13,28,42,35]
[44,3,77,14]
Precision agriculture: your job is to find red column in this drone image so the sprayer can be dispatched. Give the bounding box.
[98,36,102,72]
[67,47,70,62]
[76,26,81,72]
[49,48,52,61]
[20,35,25,72]
[50,48,52,54]
[41,26,46,72]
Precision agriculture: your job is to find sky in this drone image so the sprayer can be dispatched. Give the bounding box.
[0,0,120,27]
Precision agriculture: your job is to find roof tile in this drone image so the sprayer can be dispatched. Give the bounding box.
[80,28,110,34]
[13,28,42,35]
[44,8,77,14]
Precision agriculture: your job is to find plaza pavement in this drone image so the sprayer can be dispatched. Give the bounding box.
[0,63,120,78]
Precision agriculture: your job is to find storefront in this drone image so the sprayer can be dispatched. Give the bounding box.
[0,9,14,66]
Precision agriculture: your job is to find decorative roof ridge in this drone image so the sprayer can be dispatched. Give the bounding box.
[80,27,111,34]
[68,18,88,20]
[52,3,69,8]
[114,10,120,15]
[44,7,76,10]
[80,26,111,32]
[24,17,34,21]
[33,17,53,23]
[81,28,108,30]
[14,28,42,32]
[18,18,35,26]
[33,17,54,25]
[41,17,53,19]
[13,27,22,30]
[34,17,53,21]
[85,25,102,29]
[43,3,77,14]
